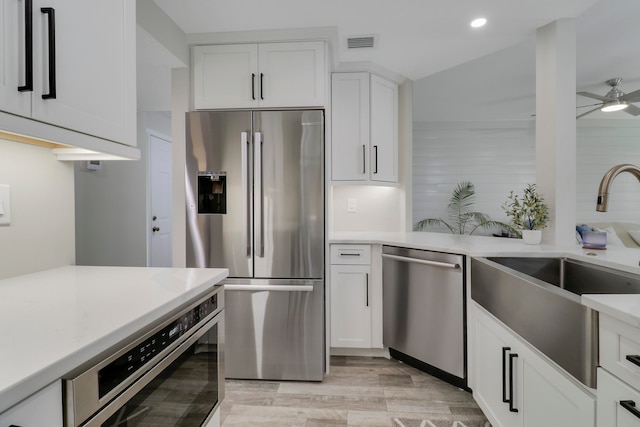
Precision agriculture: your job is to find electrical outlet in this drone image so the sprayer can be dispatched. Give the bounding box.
[347,198,357,213]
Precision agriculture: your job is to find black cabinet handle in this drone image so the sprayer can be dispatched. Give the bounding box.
[362,145,366,174]
[621,400,640,419]
[260,73,264,100]
[18,0,33,92]
[502,347,510,403]
[41,7,56,99]
[509,353,519,413]
[626,355,640,368]
[373,145,378,174]
[251,73,256,100]
[339,252,361,257]
[365,273,369,307]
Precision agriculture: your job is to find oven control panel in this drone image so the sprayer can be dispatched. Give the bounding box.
[98,293,219,397]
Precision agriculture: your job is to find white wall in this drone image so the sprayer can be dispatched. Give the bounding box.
[0,139,75,279]
[75,112,171,266]
[412,119,640,233]
[576,120,640,222]
[330,185,405,232]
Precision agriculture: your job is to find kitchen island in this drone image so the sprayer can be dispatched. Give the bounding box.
[0,266,227,419]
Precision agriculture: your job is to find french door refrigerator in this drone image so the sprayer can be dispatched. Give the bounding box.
[186,110,324,381]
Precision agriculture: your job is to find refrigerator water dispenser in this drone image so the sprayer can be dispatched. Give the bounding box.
[198,172,227,214]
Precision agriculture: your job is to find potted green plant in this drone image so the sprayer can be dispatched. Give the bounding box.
[502,183,550,244]
[414,181,513,235]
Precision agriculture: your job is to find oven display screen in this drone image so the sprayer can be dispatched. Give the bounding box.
[98,295,217,398]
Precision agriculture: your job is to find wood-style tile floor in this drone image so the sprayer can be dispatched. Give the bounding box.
[220,356,490,427]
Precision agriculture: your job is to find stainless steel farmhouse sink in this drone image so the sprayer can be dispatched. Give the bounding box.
[471,256,640,388]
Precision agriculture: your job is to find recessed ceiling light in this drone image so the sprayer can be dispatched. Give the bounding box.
[471,18,487,28]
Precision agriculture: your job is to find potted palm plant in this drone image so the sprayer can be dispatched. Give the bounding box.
[502,184,550,244]
[414,181,513,235]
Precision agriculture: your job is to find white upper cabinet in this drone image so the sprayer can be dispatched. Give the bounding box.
[0,0,31,117]
[192,41,326,110]
[331,72,398,184]
[193,44,259,110]
[0,0,137,150]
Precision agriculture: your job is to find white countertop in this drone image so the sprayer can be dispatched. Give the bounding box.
[331,231,640,325]
[0,266,228,414]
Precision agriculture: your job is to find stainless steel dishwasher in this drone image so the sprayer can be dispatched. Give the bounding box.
[382,245,466,389]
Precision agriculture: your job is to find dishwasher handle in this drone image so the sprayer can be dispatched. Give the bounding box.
[382,253,461,270]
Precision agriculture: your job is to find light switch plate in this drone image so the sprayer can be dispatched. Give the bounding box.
[347,198,357,213]
[0,184,11,225]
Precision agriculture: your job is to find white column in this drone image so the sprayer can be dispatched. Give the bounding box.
[535,19,577,246]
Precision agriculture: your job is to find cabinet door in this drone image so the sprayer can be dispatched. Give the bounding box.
[258,42,325,108]
[29,0,136,146]
[370,75,398,182]
[192,44,259,109]
[0,381,63,427]
[0,0,31,117]
[598,368,640,427]
[473,308,521,427]
[521,351,595,427]
[331,73,369,182]
[330,264,372,348]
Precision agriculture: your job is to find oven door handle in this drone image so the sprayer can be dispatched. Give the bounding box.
[79,313,222,427]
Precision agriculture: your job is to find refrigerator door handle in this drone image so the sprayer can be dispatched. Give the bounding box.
[225,284,314,292]
[241,131,251,257]
[255,131,265,258]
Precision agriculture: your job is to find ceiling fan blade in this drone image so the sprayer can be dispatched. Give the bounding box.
[577,102,602,109]
[577,91,611,102]
[621,89,640,102]
[624,104,640,116]
[576,106,601,119]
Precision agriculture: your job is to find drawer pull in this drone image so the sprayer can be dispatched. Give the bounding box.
[626,355,640,368]
[501,347,510,403]
[340,252,361,257]
[620,400,640,419]
[509,353,519,413]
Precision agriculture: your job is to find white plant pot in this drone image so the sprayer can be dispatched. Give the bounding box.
[521,229,542,245]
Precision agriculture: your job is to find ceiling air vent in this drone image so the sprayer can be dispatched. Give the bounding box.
[347,35,376,49]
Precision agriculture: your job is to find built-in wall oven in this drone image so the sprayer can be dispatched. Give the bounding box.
[63,286,224,427]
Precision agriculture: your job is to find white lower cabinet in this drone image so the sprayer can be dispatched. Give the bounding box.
[472,303,595,427]
[330,244,382,349]
[0,381,62,427]
[597,313,640,426]
[598,368,640,427]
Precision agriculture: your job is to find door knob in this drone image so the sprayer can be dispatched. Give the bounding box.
[152,226,160,232]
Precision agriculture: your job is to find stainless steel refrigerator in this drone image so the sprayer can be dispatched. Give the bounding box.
[185,110,324,381]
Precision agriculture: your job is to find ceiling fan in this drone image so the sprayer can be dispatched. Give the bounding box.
[577,78,640,119]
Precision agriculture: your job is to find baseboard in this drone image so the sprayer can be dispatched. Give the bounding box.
[330,347,390,358]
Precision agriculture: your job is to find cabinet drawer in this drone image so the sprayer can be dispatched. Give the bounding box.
[600,314,640,391]
[330,245,371,265]
[597,368,640,426]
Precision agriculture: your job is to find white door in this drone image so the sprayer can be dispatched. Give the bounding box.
[370,75,398,182]
[0,0,32,116]
[330,264,372,348]
[258,41,325,108]
[149,133,172,267]
[192,44,259,109]
[30,0,136,146]
[331,73,370,181]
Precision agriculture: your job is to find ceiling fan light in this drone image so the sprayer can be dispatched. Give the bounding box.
[470,18,487,28]
[601,100,628,112]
